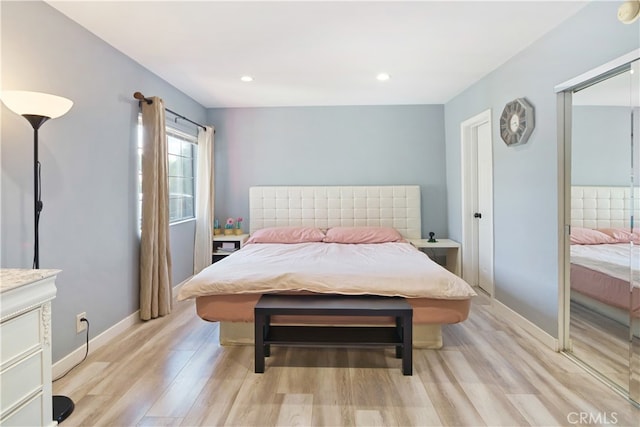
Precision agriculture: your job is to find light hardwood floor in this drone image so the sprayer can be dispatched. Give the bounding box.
[569,301,630,389]
[54,292,639,426]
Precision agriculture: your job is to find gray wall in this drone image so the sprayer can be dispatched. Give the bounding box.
[208,105,448,237]
[444,1,639,336]
[1,1,205,362]
[169,220,197,286]
[572,106,632,186]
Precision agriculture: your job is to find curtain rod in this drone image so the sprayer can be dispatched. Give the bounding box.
[133,91,207,131]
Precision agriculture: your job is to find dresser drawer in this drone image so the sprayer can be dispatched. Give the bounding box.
[0,308,41,368]
[0,392,44,427]
[0,350,43,415]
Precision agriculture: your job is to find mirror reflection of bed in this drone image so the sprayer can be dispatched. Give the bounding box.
[569,186,639,387]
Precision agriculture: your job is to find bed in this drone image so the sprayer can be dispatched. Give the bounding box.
[178,185,477,348]
[570,186,640,324]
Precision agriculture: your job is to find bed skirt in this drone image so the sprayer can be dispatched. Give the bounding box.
[570,263,640,317]
[195,293,471,349]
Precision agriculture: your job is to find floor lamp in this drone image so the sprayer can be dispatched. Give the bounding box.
[1,90,75,424]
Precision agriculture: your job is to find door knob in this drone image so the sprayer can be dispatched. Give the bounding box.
[474,212,482,218]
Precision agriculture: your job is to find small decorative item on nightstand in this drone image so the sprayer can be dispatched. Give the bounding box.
[234,217,244,235]
[428,231,437,243]
[224,217,235,235]
[213,218,221,235]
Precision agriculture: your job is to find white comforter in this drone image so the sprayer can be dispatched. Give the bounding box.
[571,243,639,283]
[178,242,476,301]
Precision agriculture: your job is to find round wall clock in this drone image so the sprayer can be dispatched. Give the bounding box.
[499,98,535,146]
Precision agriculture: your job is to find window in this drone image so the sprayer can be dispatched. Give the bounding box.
[138,117,198,225]
[167,128,197,222]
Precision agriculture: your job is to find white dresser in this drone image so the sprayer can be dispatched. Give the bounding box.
[1,269,59,427]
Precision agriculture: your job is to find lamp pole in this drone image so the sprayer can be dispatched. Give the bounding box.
[23,114,50,269]
[33,125,39,268]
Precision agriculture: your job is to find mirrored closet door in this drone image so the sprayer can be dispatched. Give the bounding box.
[630,59,639,404]
[566,57,639,405]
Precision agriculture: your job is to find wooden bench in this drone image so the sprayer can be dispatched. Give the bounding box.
[254,294,413,375]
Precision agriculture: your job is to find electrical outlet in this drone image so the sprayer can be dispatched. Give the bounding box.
[76,312,87,333]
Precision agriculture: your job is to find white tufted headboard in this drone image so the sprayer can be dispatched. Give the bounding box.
[571,186,639,228]
[249,185,421,239]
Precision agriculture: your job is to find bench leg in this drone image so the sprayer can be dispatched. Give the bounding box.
[402,314,413,376]
[395,316,403,359]
[264,319,271,357]
[255,312,265,373]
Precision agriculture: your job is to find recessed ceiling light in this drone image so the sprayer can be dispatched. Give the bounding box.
[376,73,390,81]
[240,75,254,82]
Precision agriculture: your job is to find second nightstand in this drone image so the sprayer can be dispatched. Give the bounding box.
[212,234,249,264]
[407,238,461,277]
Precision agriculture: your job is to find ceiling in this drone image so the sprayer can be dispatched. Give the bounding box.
[46,1,590,109]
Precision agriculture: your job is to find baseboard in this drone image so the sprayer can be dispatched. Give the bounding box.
[492,299,559,351]
[53,276,193,379]
[172,275,191,298]
[52,309,141,379]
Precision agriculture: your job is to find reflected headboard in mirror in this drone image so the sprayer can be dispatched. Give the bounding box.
[571,186,640,229]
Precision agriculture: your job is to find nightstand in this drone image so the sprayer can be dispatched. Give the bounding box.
[407,238,461,276]
[212,234,249,264]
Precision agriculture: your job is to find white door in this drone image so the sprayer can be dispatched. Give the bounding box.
[476,122,494,294]
[461,110,494,296]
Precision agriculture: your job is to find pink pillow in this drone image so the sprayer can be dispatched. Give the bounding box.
[246,227,325,244]
[323,226,404,244]
[597,228,640,244]
[570,227,616,245]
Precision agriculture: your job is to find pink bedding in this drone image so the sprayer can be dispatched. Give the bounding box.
[571,243,638,282]
[177,242,476,301]
[571,264,640,316]
[570,243,640,317]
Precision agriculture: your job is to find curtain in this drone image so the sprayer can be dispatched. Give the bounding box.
[193,126,215,274]
[140,97,172,320]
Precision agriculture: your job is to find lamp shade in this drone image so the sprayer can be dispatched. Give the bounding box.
[1,90,73,119]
